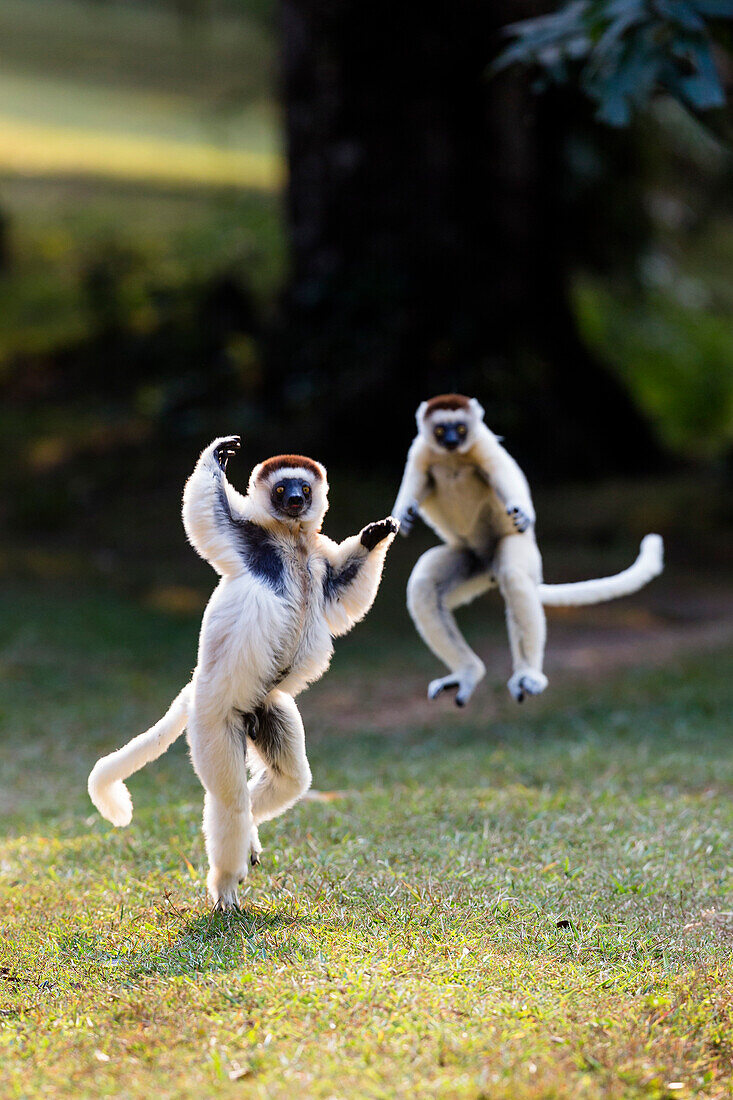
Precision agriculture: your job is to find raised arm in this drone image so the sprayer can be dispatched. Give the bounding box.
[319,518,399,636]
[182,436,252,575]
[474,428,535,533]
[392,437,432,536]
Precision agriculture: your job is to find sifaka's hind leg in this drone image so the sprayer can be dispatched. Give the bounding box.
[406,546,495,706]
[494,534,548,702]
[247,691,312,833]
[188,704,251,910]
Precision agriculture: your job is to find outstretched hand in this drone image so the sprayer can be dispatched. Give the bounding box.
[213,436,241,471]
[360,516,399,551]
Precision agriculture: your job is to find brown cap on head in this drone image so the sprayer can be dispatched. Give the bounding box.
[255,454,325,482]
[424,393,471,414]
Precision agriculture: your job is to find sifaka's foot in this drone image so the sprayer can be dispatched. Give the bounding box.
[208,868,242,911]
[213,895,240,913]
[507,669,548,703]
[249,822,262,868]
[212,891,240,913]
[428,670,481,708]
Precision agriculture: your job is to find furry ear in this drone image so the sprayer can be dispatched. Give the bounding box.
[416,401,428,428]
[469,398,485,421]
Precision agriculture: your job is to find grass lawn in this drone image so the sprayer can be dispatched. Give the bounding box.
[0,579,731,1098]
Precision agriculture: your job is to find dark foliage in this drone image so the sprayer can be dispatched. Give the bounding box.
[495,0,731,126]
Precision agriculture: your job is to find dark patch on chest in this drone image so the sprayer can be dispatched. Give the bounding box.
[235,521,286,594]
[215,480,285,594]
[323,556,361,601]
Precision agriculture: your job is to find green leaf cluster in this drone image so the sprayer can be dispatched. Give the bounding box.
[495,0,730,125]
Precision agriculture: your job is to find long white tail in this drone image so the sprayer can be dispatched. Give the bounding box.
[538,534,663,608]
[88,683,192,827]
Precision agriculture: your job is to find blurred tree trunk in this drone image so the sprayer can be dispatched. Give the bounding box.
[273,0,660,478]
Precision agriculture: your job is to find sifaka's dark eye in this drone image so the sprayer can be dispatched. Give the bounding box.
[435,426,445,438]
[457,424,467,437]
[303,484,311,497]
[276,485,285,495]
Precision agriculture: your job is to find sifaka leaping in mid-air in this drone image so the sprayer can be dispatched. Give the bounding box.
[393,394,664,706]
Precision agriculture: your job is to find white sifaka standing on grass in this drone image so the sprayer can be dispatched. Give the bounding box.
[89,436,398,910]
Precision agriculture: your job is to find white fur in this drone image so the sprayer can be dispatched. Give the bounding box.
[395,399,663,705]
[89,437,397,909]
[538,534,663,606]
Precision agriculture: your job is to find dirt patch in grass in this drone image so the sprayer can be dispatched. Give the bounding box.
[306,583,733,734]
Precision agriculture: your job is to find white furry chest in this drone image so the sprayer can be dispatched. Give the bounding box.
[422,463,495,543]
[197,549,332,706]
[276,549,328,675]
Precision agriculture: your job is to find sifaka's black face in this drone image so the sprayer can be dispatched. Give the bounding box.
[271,477,313,518]
[433,421,468,451]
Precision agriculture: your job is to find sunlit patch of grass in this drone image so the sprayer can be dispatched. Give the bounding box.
[0,582,732,1097]
[0,117,283,192]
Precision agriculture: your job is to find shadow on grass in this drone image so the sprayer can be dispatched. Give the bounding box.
[143,905,325,976]
[55,902,323,979]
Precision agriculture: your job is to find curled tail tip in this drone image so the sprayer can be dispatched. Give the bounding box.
[640,533,664,573]
[88,766,133,828]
